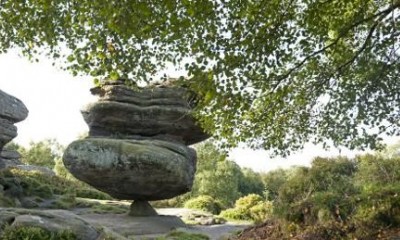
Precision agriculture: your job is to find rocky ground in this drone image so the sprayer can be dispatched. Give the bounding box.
[73,205,250,239]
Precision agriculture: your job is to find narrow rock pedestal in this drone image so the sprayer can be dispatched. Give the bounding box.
[129,201,158,216]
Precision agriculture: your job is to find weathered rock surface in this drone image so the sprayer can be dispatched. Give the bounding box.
[63,138,196,200]
[83,85,208,145]
[14,165,55,176]
[0,150,22,168]
[0,90,29,123]
[0,208,100,240]
[0,90,28,168]
[0,118,17,151]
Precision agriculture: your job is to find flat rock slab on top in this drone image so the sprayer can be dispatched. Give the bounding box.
[63,138,196,201]
[83,85,209,145]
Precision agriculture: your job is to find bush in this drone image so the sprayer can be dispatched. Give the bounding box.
[1,226,76,240]
[53,158,73,180]
[220,194,272,222]
[235,194,264,209]
[220,208,248,221]
[354,184,400,227]
[184,195,222,214]
[249,201,274,223]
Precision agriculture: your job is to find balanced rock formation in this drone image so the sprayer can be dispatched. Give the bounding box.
[0,90,28,168]
[63,82,209,216]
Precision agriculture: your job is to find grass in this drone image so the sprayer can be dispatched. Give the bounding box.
[155,230,210,240]
[0,225,77,240]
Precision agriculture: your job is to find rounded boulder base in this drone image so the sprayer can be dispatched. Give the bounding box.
[63,138,197,201]
[129,200,158,216]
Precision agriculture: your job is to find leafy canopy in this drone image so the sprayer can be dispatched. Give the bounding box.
[1,0,399,155]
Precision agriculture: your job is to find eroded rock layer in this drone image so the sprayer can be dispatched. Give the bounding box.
[63,83,208,207]
[63,138,196,200]
[83,85,209,145]
[0,90,28,168]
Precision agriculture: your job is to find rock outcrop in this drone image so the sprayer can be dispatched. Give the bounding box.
[0,90,28,168]
[0,150,22,168]
[64,82,209,216]
[0,208,100,240]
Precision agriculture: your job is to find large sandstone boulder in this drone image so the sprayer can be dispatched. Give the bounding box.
[0,208,100,240]
[63,138,196,200]
[83,85,209,145]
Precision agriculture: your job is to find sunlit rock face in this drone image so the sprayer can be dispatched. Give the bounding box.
[63,82,209,215]
[0,90,28,168]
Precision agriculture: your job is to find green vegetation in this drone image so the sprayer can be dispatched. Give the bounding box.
[1,1,399,155]
[1,139,111,210]
[7,139,64,169]
[89,203,128,214]
[220,194,273,223]
[2,138,400,239]
[184,195,222,215]
[0,167,111,209]
[236,153,400,239]
[1,226,76,240]
[162,142,270,210]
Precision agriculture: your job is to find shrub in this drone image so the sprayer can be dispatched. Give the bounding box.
[220,194,272,222]
[354,184,400,227]
[220,208,248,221]
[53,158,73,180]
[0,194,15,207]
[249,201,274,223]
[235,194,264,209]
[184,195,222,214]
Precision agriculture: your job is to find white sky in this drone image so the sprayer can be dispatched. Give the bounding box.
[0,50,396,172]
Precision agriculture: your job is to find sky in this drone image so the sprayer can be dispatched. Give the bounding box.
[0,50,396,172]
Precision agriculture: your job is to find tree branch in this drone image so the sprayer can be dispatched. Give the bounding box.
[275,1,400,84]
